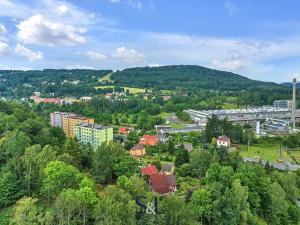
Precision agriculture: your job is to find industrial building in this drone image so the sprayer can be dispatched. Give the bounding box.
[74,123,113,149]
[184,107,300,126]
[261,118,293,134]
[273,100,293,109]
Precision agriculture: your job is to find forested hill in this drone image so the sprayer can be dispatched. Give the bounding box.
[111,65,284,91]
[0,69,112,97]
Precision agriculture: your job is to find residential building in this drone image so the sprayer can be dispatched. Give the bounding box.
[149,173,177,195]
[119,127,129,134]
[74,123,113,149]
[161,163,174,175]
[63,115,94,138]
[217,135,231,148]
[140,135,158,146]
[30,92,63,105]
[140,165,158,176]
[50,112,76,128]
[63,97,78,105]
[80,96,92,102]
[183,143,193,152]
[163,96,172,101]
[130,143,146,158]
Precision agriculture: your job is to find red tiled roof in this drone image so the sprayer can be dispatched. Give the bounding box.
[150,173,176,194]
[119,127,128,133]
[142,135,157,140]
[140,165,158,176]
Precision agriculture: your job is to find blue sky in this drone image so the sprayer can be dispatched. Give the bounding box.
[0,0,300,82]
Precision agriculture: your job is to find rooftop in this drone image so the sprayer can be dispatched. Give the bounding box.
[76,122,112,130]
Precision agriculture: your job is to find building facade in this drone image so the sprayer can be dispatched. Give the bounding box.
[273,100,293,109]
[74,123,113,149]
[50,112,76,128]
[63,116,94,138]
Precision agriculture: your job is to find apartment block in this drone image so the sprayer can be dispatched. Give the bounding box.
[74,123,113,149]
[50,112,76,128]
[63,116,95,138]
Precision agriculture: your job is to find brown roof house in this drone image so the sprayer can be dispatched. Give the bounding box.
[149,173,177,195]
[183,143,194,152]
[130,143,146,158]
[217,135,231,148]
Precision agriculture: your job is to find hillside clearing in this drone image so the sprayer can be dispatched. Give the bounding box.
[95,85,147,94]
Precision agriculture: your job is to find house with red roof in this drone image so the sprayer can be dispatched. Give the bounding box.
[140,135,158,146]
[217,135,231,148]
[149,173,177,195]
[119,127,129,135]
[140,165,158,176]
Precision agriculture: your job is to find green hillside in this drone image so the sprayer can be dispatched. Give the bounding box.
[111,65,285,92]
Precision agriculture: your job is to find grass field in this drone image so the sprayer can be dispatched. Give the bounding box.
[99,72,112,83]
[289,150,300,163]
[95,85,147,94]
[159,112,172,119]
[240,144,294,163]
[222,103,238,109]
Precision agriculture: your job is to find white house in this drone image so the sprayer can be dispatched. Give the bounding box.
[217,135,231,147]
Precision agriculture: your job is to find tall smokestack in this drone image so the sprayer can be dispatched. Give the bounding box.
[292,78,297,131]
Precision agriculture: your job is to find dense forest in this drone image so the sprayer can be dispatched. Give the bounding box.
[1,100,300,225]
[0,69,111,98]
[0,66,293,103]
[111,65,287,92]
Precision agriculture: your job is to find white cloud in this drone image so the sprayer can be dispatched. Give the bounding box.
[15,44,43,61]
[0,0,31,19]
[212,51,245,71]
[0,41,11,55]
[109,0,142,9]
[225,1,239,18]
[17,14,86,46]
[86,51,107,60]
[212,58,244,71]
[0,24,7,35]
[128,0,142,9]
[56,4,69,16]
[114,46,144,63]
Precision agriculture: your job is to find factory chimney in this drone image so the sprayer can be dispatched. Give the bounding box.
[292,78,297,131]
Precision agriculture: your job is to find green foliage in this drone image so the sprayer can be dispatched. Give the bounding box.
[0,171,26,208]
[0,69,111,97]
[111,65,283,92]
[42,160,82,201]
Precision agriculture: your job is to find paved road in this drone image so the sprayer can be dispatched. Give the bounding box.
[243,157,300,171]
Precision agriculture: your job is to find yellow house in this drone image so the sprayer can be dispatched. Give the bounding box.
[130,143,146,158]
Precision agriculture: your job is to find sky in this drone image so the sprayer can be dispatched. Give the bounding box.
[0,0,300,83]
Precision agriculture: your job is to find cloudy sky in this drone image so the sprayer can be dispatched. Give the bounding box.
[0,0,300,82]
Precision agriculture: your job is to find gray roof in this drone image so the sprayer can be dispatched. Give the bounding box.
[162,163,174,173]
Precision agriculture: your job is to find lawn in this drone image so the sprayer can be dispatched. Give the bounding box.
[99,72,112,83]
[95,85,147,94]
[289,150,300,163]
[159,112,172,119]
[222,103,238,109]
[240,144,294,163]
